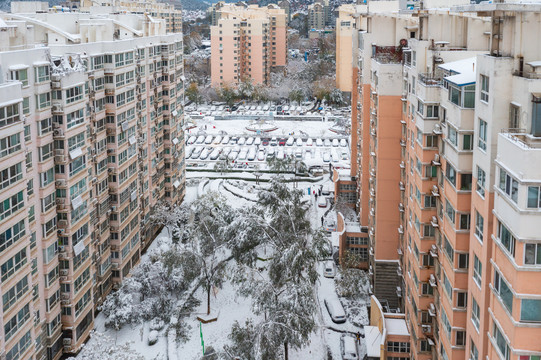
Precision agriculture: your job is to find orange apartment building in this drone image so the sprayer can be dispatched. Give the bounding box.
[210,3,287,87]
[337,1,541,359]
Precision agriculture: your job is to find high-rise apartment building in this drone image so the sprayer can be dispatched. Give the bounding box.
[336,1,541,359]
[335,4,356,94]
[0,6,185,360]
[308,0,332,30]
[210,3,287,87]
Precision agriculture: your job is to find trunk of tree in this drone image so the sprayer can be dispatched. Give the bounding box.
[284,341,288,360]
[207,284,211,315]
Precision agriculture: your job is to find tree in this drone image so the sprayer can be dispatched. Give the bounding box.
[336,252,370,299]
[229,179,329,359]
[213,157,233,174]
[67,331,144,360]
[149,201,182,238]
[218,83,238,107]
[176,192,237,315]
[288,89,303,103]
[186,82,203,104]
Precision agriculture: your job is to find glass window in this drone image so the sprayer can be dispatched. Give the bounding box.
[521,299,541,322]
[494,270,513,313]
[493,324,511,360]
[499,168,519,203]
[527,186,541,208]
[478,119,487,151]
[480,74,489,102]
[473,255,482,286]
[471,296,480,330]
[524,243,541,265]
[476,166,486,197]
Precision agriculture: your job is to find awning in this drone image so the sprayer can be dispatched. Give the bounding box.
[73,241,85,256]
[69,147,83,160]
[445,73,475,86]
[71,195,83,209]
[121,122,128,131]
[526,61,541,68]
[129,136,136,145]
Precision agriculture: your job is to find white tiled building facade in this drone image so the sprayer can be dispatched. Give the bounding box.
[0,10,185,360]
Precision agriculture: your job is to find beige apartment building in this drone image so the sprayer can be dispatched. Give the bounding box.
[210,3,287,87]
[79,0,183,34]
[334,0,541,359]
[0,5,185,360]
[308,0,332,30]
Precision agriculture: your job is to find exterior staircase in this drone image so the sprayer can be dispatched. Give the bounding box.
[374,260,401,311]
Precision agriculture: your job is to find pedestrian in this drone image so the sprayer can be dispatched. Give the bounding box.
[321,216,324,225]
[315,193,318,201]
[356,331,361,344]
[318,187,322,196]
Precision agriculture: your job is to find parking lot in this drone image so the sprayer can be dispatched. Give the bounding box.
[185,134,350,168]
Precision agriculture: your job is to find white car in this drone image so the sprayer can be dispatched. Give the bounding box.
[277,149,284,159]
[187,136,197,144]
[238,149,248,160]
[295,149,303,160]
[286,137,294,146]
[318,196,327,208]
[257,150,266,161]
[222,136,230,144]
[340,335,358,360]
[332,152,340,163]
[219,147,231,160]
[228,151,239,160]
[209,148,221,160]
[324,138,331,147]
[340,139,347,147]
[204,135,213,144]
[212,135,222,145]
[254,137,261,145]
[306,138,313,146]
[332,139,340,147]
[296,138,303,146]
[246,137,254,145]
[323,261,336,278]
[191,146,203,159]
[185,147,194,158]
[247,148,256,161]
[324,299,346,324]
[316,138,323,147]
[200,148,210,160]
[322,152,330,163]
[195,135,205,144]
[238,137,246,145]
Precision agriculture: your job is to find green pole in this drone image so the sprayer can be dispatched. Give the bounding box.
[200,322,205,355]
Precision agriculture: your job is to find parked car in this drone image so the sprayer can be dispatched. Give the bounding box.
[200,148,210,160]
[323,260,336,278]
[204,135,213,144]
[196,135,205,144]
[316,138,323,146]
[185,147,194,158]
[295,149,303,160]
[270,137,278,146]
[254,137,261,145]
[340,335,358,360]
[296,138,303,146]
[191,146,203,159]
[332,139,340,147]
[318,196,327,208]
[286,137,295,146]
[238,137,246,145]
[209,148,221,160]
[324,299,346,324]
[257,151,266,161]
[247,148,256,161]
[246,137,254,145]
[262,138,270,146]
[322,152,330,163]
[306,138,314,146]
[324,138,331,147]
[187,136,197,144]
[340,139,347,147]
[222,136,230,144]
[279,138,287,146]
[212,135,222,145]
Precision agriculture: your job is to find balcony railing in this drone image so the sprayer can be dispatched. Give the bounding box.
[372,45,403,64]
[418,73,443,87]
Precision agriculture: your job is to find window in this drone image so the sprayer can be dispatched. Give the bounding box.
[71,223,89,246]
[38,117,53,136]
[22,97,29,114]
[426,135,438,148]
[448,126,458,147]
[1,248,27,282]
[0,163,23,191]
[478,119,487,151]
[493,324,511,360]
[0,104,20,129]
[2,275,28,312]
[446,163,457,187]
[462,134,473,150]
[498,168,519,203]
[35,65,50,83]
[457,291,467,308]
[36,92,52,110]
[476,166,486,197]
[460,173,472,191]
[525,243,541,265]
[386,341,410,353]
[0,133,22,159]
[510,103,520,128]
[0,191,24,221]
[445,199,455,225]
[40,167,55,188]
[4,303,30,340]
[497,222,516,257]
[457,253,469,269]
[425,165,437,178]
[443,236,454,264]
[494,269,513,313]
[456,330,466,346]
[442,271,452,299]
[11,69,28,86]
[473,255,482,287]
[470,340,479,360]
[441,307,451,338]
[471,296,480,330]
[0,219,26,254]
[521,299,541,322]
[69,155,86,177]
[526,186,541,208]
[480,74,489,102]
[448,83,475,108]
[66,109,85,129]
[65,85,84,104]
[68,132,85,152]
[475,211,484,242]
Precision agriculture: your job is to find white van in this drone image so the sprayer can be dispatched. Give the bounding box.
[324,299,346,323]
[340,335,358,360]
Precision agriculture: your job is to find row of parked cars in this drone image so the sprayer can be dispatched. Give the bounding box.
[186,134,348,148]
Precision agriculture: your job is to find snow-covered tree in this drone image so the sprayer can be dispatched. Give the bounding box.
[67,331,144,360]
[336,252,370,299]
[229,179,330,359]
[149,201,182,238]
[214,158,234,174]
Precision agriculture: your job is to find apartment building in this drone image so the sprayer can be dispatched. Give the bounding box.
[210,4,287,87]
[337,1,541,359]
[335,5,356,94]
[308,0,332,30]
[0,8,185,360]
[79,0,183,34]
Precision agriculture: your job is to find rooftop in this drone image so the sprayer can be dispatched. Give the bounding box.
[364,326,383,358]
[439,57,476,86]
[384,317,410,336]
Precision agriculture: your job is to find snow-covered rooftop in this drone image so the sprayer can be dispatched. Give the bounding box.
[364,326,382,358]
[439,57,476,86]
[384,317,410,336]
[345,222,362,233]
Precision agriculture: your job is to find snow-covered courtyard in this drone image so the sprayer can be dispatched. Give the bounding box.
[76,114,372,360]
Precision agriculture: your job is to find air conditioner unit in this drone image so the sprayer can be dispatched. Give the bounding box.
[63,338,72,346]
[112,263,119,269]
[61,293,70,300]
[431,185,439,196]
[55,155,65,163]
[52,104,63,113]
[432,153,441,166]
[433,123,442,135]
[422,325,432,333]
[52,81,61,88]
[60,269,69,276]
[53,129,64,137]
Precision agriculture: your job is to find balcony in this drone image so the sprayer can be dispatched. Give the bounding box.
[372,45,403,64]
[418,73,442,87]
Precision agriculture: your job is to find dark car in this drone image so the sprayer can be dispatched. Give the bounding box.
[262,139,270,146]
[279,138,287,146]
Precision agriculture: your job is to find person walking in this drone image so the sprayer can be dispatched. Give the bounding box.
[355,331,361,344]
[321,216,324,225]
